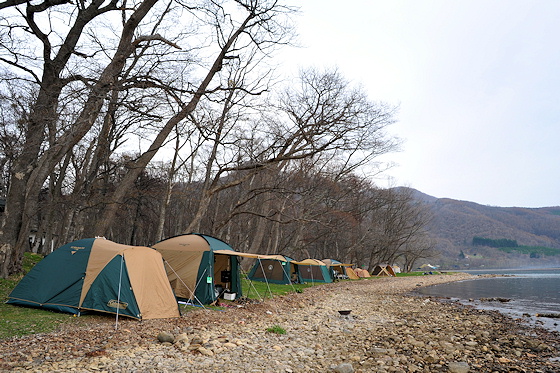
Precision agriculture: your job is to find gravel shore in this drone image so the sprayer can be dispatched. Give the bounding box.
[2,273,559,372]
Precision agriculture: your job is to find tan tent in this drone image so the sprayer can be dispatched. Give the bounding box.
[372,264,396,277]
[82,240,180,319]
[151,233,275,304]
[345,267,360,280]
[354,268,371,278]
[8,238,179,320]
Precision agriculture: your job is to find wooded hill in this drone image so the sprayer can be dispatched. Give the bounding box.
[406,188,560,269]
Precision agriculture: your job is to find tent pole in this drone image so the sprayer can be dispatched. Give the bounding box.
[240,266,264,303]
[193,268,211,308]
[246,258,264,300]
[115,255,124,330]
[164,260,207,310]
[310,265,315,286]
[246,259,260,299]
[258,259,273,299]
[279,262,297,293]
[253,259,279,314]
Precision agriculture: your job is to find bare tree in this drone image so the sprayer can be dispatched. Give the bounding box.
[0,0,167,277]
[91,0,295,236]
[179,68,399,238]
[360,187,434,271]
[153,123,198,241]
[0,2,423,279]
[0,85,29,199]
[400,235,438,273]
[0,0,295,278]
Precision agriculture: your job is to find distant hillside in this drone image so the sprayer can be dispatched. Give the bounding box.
[404,188,560,269]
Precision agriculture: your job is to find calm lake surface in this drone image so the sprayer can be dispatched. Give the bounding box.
[416,268,560,333]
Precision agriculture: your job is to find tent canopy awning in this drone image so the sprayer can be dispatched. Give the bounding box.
[292,258,327,266]
[213,250,279,260]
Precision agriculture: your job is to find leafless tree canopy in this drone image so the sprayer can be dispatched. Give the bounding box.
[0,0,433,278]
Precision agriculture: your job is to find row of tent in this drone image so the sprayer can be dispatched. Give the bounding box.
[7,234,397,321]
[247,257,378,284]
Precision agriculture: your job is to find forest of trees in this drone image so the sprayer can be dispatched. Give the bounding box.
[0,0,435,278]
[472,237,518,248]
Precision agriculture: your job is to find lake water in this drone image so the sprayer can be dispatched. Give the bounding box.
[415,268,560,333]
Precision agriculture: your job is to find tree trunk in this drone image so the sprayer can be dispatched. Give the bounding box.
[0,0,159,278]
[185,192,212,233]
[248,196,272,254]
[0,81,60,277]
[155,134,181,241]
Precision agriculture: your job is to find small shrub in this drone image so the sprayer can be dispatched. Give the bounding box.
[266,325,286,334]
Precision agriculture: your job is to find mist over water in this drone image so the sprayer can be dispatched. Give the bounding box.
[416,269,560,333]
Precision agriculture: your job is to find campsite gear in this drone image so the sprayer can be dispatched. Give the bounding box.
[152,233,243,305]
[293,259,333,283]
[7,238,180,320]
[215,285,225,298]
[322,259,355,280]
[223,292,236,300]
[247,255,303,285]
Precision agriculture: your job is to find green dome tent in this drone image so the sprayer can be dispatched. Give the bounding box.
[152,233,243,305]
[7,238,180,320]
[294,259,333,283]
[247,255,302,285]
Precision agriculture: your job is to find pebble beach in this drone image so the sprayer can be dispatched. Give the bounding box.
[2,273,559,372]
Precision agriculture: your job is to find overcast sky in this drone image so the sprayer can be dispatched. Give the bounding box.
[279,0,560,208]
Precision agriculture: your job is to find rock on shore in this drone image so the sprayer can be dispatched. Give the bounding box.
[1,273,559,372]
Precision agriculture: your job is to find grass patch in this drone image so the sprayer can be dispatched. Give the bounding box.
[0,301,73,340]
[396,272,424,277]
[266,325,286,334]
[241,277,314,299]
[396,271,436,277]
[0,252,75,340]
[180,304,225,312]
